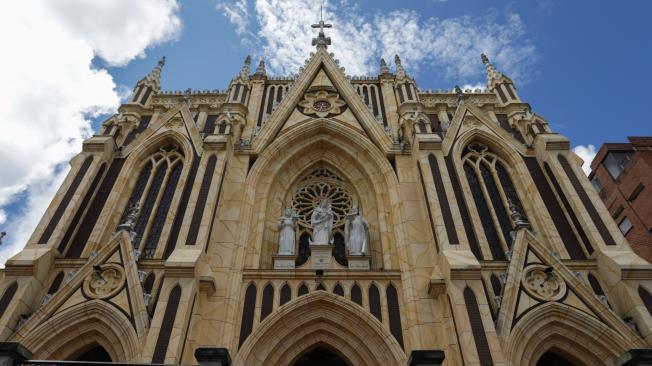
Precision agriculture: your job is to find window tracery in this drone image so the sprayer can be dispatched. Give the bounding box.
[121,144,184,259]
[288,166,356,266]
[462,142,527,260]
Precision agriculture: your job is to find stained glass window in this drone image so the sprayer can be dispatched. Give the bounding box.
[464,163,505,260]
[122,144,184,258]
[462,142,529,260]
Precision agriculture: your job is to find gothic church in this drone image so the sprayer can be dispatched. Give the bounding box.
[0,22,651,366]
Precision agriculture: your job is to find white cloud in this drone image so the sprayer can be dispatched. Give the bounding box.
[216,0,251,36]
[0,0,181,266]
[216,0,537,83]
[0,210,6,226]
[573,144,598,175]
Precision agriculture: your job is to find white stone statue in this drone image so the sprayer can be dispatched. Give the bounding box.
[277,208,297,255]
[310,199,333,245]
[345,206,369,255]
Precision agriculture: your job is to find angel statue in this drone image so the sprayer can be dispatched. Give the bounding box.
[277,208,297,255]
[345,206,369,255]
[310,199,333,245]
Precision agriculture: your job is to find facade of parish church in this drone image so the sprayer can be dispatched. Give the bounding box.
[1,23,652,366]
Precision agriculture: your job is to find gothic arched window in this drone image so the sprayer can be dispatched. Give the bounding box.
[351,283,363,306]
[462,142,527,260]
[369,283,382,322]
[333,283,344,297]
[121,144,184,259]
[260,283,274,321]
[279,283,291,306]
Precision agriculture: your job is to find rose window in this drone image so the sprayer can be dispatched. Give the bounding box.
[290,168,354,230]
[313,100,332,112]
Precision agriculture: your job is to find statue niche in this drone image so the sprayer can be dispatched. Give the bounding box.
[273,166,371,270]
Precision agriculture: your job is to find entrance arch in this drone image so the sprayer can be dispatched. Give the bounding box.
[233,291,406,366]
[506,302,639,365]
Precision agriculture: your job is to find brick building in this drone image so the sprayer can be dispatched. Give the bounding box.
[589,137,652,261]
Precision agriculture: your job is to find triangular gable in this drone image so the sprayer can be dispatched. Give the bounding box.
[122,103,203,157]
[15,231,149,342]
[252,48,393,153]
[496,229,640,343]
[280,68,368,135]
[441,102,528,157]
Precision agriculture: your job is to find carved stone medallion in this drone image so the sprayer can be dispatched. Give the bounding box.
[521,264,566,302]
[297,86,347,118]
[83,263,126,300]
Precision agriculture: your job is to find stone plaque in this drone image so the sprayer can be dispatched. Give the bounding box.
[273,255,296,270]
[310,245,333,269]
[348,256,370,270]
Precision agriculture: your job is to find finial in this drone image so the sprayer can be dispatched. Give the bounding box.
[480,53,503,87]
[311,3,332,49]
[380,58,389,74]
[135,56,166,93]
[0,231,6,246]
[240,55,251,80]
[395,54,405,79]
[481,53,489,65]
[255,59,267,76]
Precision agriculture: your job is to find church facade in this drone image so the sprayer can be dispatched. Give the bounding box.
[1,27,652,366]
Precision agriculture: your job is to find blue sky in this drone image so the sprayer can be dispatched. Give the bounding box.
[0,0,650,264]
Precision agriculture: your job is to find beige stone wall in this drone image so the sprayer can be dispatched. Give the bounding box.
[0,48,651,366]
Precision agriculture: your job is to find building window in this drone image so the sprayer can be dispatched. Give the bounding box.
[121,144,184,259]
[590,175,603,194]
[462,142,528,260]
[604,151,632,180]
[619,217,633,235]
[611,205,624,219]
[628,183,644,202]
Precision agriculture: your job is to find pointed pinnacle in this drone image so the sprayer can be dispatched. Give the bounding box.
[255,59,267,76]
[380,58,390,74]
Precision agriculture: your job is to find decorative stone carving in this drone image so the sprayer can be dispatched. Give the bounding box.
[278,208,297,255]
[117,202,139,233]
[83,263,126,300]
[310,200,334,245]
[345,206,369,255]
[521,264,566,302]
[290,168,353,231]
[297,86,347,118]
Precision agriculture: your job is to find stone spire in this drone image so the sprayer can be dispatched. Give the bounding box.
[255,59,267,77]
[240,55,251,80]
[394,54,405,79]
[380,58,390,74]
[481,53,519,103]
[135,56,165,93]
[481,53,504,88]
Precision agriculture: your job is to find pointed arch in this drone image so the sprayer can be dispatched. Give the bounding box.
[350,283,363,306]
[233,291,406,366]
[333,283,344,297]
[260,282,274,321]
[238,283,257,347]
[368,283,382,322]
[506,302,638,366]
[279,283,292,306]
[298,282,309,297]
[15,300,140,362]
[243,119,400,272]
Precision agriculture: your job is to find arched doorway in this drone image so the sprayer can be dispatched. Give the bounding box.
[74,345,112,362]
[234,291,406,365]
[292,346,350,366]
[536,350,578,366]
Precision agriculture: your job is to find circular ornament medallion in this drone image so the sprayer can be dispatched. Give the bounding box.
[521,264,566,302]
[83,263,126,300]
[313,100,332,112]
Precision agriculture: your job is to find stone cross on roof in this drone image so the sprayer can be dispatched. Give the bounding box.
[311,3,332,49]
